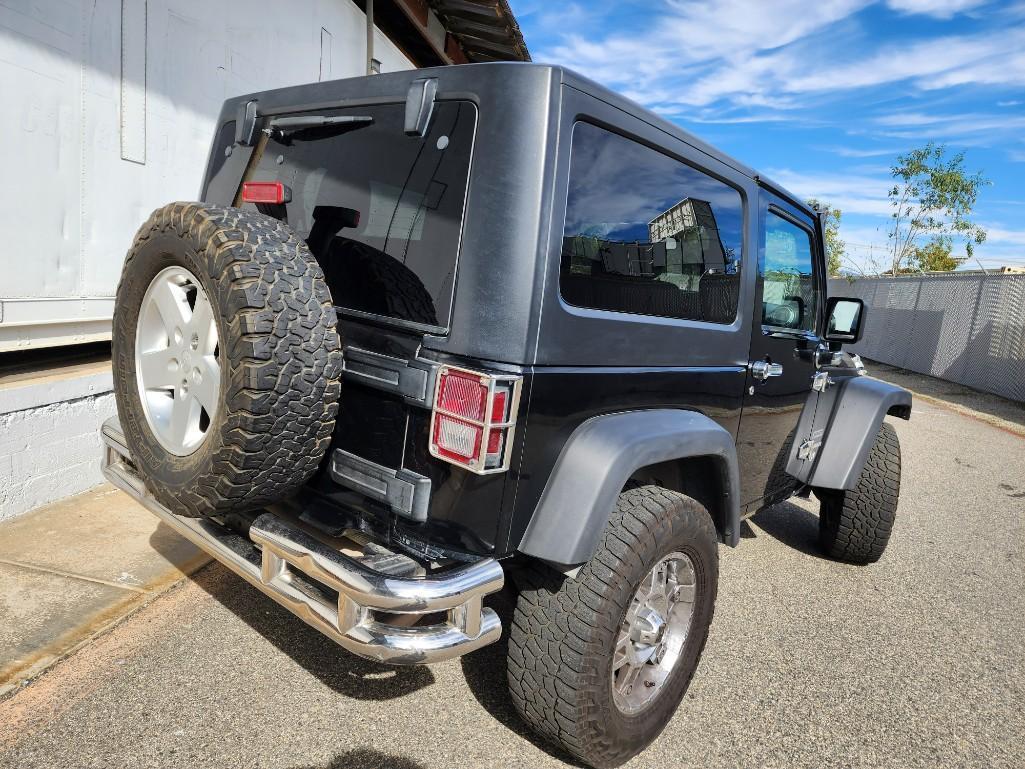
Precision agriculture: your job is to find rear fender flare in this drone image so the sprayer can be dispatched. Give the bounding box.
[517,409,740,568]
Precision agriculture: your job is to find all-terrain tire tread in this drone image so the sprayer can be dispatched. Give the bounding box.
[507,487,718,768]
[818,422,901,564]
[113,202,342,518]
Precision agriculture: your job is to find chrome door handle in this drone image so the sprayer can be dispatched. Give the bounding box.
[750,360,784,381]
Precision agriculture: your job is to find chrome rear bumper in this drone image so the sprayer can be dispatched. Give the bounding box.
[100,418,504,664]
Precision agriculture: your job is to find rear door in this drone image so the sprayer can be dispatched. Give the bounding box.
[736,193,825,509]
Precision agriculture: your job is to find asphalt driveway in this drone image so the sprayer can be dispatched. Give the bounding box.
[1,395,1023,769]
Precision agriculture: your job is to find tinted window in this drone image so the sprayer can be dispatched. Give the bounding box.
[761,210,818,332]
[560,122,743,323]
[247,101,476,330]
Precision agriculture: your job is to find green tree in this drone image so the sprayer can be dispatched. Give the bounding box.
[888,143,988,275]
[912,236,959,272]
[807,198,845,276]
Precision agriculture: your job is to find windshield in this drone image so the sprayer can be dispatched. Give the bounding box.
[244,100,477,331]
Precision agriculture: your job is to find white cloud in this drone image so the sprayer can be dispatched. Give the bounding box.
[885,0,989,18]
[871,111,1025,143]
[920,49,1025,90]
[824,145,907,157]
[539,0,872,107]
[532,0,1025,123]
[783,30,1025,95]
[765,168,894,216]
[982,224,1025,246]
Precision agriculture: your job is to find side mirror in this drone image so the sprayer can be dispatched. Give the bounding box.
[824,297,865,344]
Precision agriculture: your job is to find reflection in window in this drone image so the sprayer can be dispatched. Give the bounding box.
[560,122,743,324]
[761,210,818,332]
[247,101,476,330]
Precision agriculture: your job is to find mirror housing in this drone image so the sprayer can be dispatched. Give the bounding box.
[824,297,865,345]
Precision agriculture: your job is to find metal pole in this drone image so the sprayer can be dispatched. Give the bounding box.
[366,0,374,75]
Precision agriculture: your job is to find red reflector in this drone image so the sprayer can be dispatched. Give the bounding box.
[486,390,508,456]
[242,181,290,204]
[490,390,508,422]
[438,370,487,421]
[486,428,503,455]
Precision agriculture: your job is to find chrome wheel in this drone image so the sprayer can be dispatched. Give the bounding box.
[134,266,220,456]
[612,551,697,715]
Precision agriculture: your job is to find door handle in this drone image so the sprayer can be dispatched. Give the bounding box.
[750,360,784,381]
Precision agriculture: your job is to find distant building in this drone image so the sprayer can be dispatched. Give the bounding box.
[648,198,728,273]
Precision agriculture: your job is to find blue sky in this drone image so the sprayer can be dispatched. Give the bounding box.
[509,0,1025,271]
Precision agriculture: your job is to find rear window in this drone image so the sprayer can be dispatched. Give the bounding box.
[245,101,477,331]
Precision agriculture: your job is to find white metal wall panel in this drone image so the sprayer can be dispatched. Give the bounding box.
[120,0,147,163]
[0,0,414,352]
[0,0,83,301]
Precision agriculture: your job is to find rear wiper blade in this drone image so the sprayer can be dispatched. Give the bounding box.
[264,115,374,144]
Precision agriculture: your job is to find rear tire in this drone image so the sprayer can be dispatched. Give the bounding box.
[816,422,901,564]
[112,203,343,519]
[507,486,718,768]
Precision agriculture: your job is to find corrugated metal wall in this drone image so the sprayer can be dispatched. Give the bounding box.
[830,274,1025,402]
[0,0,413,351]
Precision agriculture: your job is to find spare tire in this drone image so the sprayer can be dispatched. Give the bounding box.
[112,203,343,518]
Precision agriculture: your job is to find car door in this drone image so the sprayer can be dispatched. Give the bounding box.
[736,192,826,510]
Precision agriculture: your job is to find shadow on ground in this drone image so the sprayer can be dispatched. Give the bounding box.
[149,524,435,701]
[287,747,426,769]
[460,584,587,767]
[149,525,583,765]
[750,500,825,559]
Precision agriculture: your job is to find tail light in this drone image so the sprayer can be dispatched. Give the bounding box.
[429,366,522,474]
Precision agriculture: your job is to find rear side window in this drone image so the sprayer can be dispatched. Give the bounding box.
[246,101,477,331]
[560,122,743,324]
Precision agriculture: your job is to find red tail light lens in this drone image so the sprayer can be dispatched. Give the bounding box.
[486,390,508,456]
[242,181,291,204]
[437,370,487,421]
[429,367,520,474]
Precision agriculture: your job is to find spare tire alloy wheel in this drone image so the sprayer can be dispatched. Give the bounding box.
[113,203,343,520]
[135,266,220,456]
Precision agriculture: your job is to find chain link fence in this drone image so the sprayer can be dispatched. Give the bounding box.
[829,274,1025,402]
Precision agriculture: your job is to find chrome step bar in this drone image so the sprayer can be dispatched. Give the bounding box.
[100,418,503,664]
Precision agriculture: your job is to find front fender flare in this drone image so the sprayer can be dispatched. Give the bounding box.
[517,409,740,567]
[793,375,911,491]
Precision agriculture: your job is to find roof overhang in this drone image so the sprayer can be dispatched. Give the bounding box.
[354,0,529,67]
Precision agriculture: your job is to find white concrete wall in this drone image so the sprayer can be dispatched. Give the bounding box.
[0,368,116,523]
[0,0,414,351]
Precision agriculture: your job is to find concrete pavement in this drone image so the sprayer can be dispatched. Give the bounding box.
[0,383,1022,768]
[0,485,209,697]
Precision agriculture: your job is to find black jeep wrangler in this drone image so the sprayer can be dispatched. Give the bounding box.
[102,63,911,768]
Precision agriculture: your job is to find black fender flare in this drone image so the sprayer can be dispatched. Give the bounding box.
[517,409,741,567]
[790,375,911,491]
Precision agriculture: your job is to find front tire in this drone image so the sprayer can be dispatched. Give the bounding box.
[507,486,718,768]
[816,422,902,564]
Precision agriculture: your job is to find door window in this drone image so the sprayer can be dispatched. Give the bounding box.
[761,210,819,332]
[560,122,744,324]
